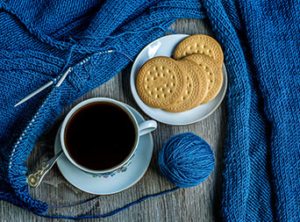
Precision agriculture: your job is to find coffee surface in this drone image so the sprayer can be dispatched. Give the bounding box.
[65,102,136,170]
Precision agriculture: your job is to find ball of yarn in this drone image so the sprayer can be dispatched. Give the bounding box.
[158,132,215,188]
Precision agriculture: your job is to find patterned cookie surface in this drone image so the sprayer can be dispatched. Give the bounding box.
[184,54,223,103]
[173,34,224,66]
[136,56,185,108]
[164,60,208,112]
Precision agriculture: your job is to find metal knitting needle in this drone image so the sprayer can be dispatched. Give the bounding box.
[55,67,72,87]
[14,67,73,107]
[14,81,54,107]
[14,50,114,108]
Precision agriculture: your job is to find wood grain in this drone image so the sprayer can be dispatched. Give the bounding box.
[0,19,226,222]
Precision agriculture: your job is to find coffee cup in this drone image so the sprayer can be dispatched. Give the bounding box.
[60,97,157,177]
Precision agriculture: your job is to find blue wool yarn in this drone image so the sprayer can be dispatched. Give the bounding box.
[158,133,215,188]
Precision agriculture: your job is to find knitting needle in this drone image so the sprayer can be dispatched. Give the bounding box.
[14,67,73,107]
[55,67,72,87]
[14,80,54,107]
[14,50,114,108]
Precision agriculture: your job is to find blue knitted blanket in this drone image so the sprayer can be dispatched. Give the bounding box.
[0,0,299,220]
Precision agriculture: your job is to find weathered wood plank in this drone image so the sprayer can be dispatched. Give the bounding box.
[0,19,225,222]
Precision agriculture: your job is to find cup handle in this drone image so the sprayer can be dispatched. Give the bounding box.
[138,120,157,136]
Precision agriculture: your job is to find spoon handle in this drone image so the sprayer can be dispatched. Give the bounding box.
[27,150,63,188]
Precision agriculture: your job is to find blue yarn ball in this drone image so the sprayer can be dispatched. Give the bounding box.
[158,133,215,188]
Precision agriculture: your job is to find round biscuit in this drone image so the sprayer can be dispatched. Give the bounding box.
[173,34,224,66]
[136,56,186,108]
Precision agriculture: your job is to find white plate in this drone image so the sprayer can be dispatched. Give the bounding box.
[54,105,153,195]
[130,34,228,125]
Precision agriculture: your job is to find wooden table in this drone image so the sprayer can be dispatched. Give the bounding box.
[1,19,226,222]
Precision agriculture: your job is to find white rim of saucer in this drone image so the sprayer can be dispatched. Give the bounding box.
[130,34,228,126]
[55,104,154,195]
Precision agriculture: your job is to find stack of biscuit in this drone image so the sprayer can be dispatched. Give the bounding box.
[136,35,224,112]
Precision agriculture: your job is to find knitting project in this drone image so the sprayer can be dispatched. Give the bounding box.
[0,0,299,220]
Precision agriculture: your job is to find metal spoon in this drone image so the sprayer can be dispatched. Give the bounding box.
[27,150,63,188]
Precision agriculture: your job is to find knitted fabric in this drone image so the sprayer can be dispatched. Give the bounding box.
[203,1,300,221]
[0,0,299,221]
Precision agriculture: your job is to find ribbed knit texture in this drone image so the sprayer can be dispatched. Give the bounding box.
[203,0,300,221]
[0,0,299,221]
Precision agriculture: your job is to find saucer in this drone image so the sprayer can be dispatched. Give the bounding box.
[130,34,228,125]
[54,104,154,195]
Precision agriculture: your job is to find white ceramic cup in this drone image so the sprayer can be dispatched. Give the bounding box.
[60,97,157,176]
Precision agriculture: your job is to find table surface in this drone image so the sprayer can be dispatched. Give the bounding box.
[1,19,226,222]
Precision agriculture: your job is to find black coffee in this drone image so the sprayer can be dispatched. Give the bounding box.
[64,102,136,171]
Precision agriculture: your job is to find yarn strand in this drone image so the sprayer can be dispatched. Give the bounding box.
[40,187,179,220]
